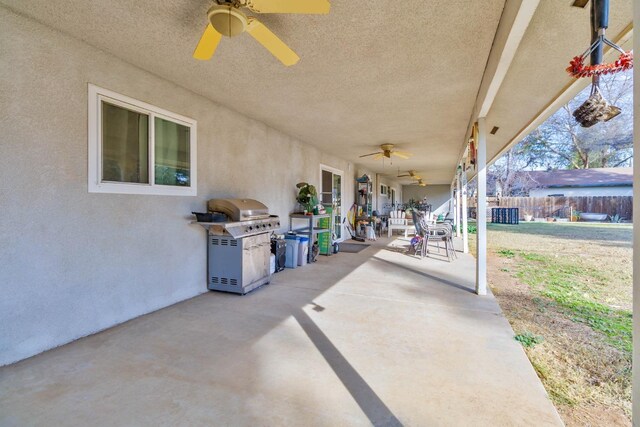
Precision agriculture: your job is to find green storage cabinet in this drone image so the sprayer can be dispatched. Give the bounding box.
[318,207,332,255]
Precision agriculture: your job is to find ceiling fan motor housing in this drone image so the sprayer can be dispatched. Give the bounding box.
[208,5,248,37]
[380,144,394,158]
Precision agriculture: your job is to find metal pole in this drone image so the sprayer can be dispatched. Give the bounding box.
[591,0,609,87]
[590,0,608,66]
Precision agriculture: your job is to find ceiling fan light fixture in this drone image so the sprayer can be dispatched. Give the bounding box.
[208,5,248,37]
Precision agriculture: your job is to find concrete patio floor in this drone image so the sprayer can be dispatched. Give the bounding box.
[0,236,563,426]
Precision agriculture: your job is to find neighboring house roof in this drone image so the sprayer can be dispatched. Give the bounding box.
[528,167,633,189]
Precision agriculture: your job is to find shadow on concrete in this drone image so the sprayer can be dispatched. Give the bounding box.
[372,255,476,294]
[294,309,403,427]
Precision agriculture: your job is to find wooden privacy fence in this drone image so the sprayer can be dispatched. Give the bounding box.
[468,196,633,220]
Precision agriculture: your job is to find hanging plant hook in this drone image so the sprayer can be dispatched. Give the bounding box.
[567,39,633,78]
[566,0,632,78]
[568,0,626,127]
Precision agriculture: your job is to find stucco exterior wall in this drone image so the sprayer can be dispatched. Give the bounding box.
[0,8,353,366]
[375,174,403,214]
[529,186,633,198]
[402,184,451,212]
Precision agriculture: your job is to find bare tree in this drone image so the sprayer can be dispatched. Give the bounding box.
[520,70,633,169]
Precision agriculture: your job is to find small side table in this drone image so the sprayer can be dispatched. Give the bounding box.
[289,213,331,263]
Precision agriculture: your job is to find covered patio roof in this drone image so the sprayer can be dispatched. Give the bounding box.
[1,0,631,184]
[1,0,638,423]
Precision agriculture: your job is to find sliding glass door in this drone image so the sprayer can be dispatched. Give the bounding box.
[320,166,344,241]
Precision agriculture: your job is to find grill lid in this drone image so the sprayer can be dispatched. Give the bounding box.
[208,198,269,221]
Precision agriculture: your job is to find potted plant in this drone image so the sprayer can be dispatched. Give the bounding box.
[296,182,318,214]
[405,198,418,216]
[571,210,580,222]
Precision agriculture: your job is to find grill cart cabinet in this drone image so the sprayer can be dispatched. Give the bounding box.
[193,198,280,295]
[208,233,271,294]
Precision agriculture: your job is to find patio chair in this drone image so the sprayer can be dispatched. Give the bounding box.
[411,210,429,258]
[430,223,457,262]
[412,210,457,262]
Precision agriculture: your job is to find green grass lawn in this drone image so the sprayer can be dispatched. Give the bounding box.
[474,222,632,311]
[470,222,633,423]
[507,247,631,353]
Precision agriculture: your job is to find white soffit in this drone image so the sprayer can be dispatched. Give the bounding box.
[477,0,540,119]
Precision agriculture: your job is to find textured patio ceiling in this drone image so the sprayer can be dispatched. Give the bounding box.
[0,1,632,185]
[0,0,504,184]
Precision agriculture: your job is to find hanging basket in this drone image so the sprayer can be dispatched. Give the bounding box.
[572,84,621,127]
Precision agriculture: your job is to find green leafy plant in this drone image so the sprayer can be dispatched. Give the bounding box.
[515,331,544,348]
[296,182,318,212]
[571,209,581,222]
[609,214,624,223]
[467,224,477,234]
[497,249,515,258]
[405,198,419,215]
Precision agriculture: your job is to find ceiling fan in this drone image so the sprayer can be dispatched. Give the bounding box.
[193,0,330,66]
[359,144,412,161]
[397,170,422,179]
[409,179,427,187]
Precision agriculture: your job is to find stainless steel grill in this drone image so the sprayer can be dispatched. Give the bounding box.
[206,198,280,239]
[199,198,280,294]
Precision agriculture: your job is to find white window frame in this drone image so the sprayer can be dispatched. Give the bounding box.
[88,84,197,196]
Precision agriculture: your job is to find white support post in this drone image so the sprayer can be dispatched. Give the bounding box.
[632,2,639,423]
[450,184,454,214]
[476,118,488,296]
[461,172,469,254]
[455,172,461,237]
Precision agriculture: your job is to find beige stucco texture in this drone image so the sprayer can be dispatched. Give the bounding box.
[0,7,352,365]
